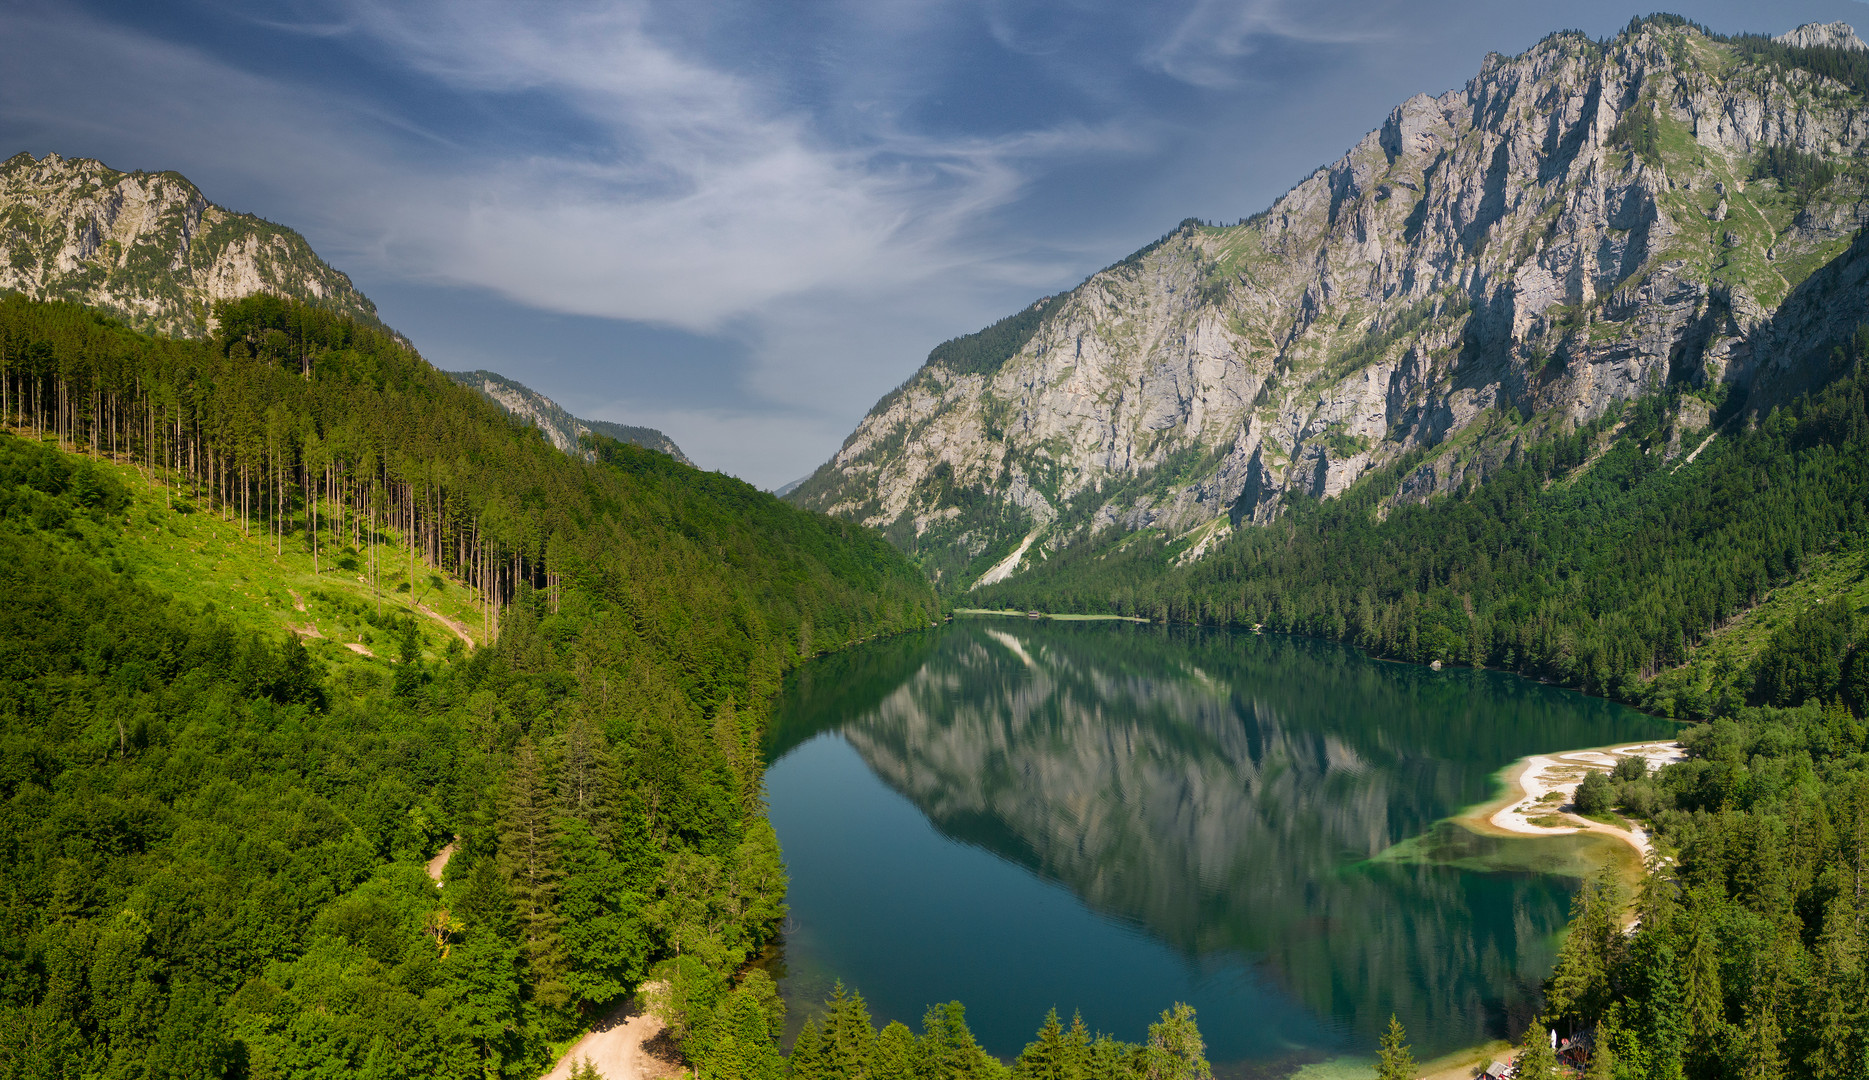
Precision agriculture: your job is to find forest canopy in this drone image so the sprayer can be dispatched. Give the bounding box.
[0,293,938,1077]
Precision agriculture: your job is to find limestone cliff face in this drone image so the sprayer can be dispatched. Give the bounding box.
[790,20,1869,586]
[0,153,383,337]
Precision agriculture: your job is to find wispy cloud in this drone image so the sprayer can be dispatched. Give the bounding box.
[0,0,1152,482]
[1143,0,1402,88]
[315,0,1126,330]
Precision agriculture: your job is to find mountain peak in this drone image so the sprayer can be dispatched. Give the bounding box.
[0,151,384,338]
[1776,21,1867,51]
[792,20,1869,588]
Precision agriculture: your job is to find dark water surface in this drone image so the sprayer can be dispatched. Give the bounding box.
[763,621,1674,1073]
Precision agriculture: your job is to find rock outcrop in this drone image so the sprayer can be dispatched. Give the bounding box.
[1775,21,1868,50]
[789,20,1869,587]
[447,369,691,464]
[0,152,384,337]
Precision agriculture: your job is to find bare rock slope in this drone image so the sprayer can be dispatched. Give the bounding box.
[446,369,691,464]
[0,152,383,337]
[790,19,1869,587]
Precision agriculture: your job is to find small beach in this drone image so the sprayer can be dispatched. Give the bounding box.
[1461,741,1685,858]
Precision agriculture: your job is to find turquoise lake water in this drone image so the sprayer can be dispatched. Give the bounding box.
[762,621,1674,1075]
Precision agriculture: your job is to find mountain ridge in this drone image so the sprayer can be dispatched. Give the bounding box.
[0,151,387,338]
[445,368,691,464]
[789,17,1869,589]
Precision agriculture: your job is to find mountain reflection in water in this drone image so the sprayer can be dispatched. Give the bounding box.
[764,622,1673,1068]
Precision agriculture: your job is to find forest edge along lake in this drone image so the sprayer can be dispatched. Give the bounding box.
[760,620,1676,1078]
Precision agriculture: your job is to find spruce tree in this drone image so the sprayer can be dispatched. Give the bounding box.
[1546,866,1625,1027]
[1682,900,1728,1073]
[1803,898,1864,1080]
[1515,1019,1559,1080]
[1016,1008,1065,1080]
[918,1002,1000,1080]
[499,736,569,1009]
[1375,1015,1415,1080]
[557,710,615,841]
[1142,1004,1210,1080]
[871,1022,918,1080]
[821,982,878,1080]
[790,1020,827,1080]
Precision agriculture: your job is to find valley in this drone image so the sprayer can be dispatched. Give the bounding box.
[1,12,1868,1080]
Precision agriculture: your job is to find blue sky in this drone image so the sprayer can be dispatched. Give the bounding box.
[3,0,1862,487]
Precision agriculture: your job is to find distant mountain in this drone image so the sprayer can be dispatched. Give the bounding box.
[790,18,1869,588]
[0,152,386,337]
[446,368,691,464]
[772,474,810,498]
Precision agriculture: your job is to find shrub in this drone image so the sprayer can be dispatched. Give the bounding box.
[1574,770,1615,815]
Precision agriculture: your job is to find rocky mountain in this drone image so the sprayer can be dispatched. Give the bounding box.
[789,18,1869,588]
[0,153,384,337]
[446,369,691,463]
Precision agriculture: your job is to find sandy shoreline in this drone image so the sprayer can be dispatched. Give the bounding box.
[1463,740,1685,858]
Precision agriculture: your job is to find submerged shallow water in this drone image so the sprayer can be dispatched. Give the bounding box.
[763,621,1673,1073]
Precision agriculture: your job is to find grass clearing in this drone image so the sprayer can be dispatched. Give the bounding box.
[12,428,485,675]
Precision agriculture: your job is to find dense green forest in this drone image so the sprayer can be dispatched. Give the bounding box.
[0,293,942,1078]
[6,275,1867,1078]
[1528,695,1869,1080]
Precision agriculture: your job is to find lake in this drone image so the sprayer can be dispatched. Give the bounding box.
[762,620,1675,1075]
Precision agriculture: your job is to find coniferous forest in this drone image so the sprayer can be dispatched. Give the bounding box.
[0,294,956,1077]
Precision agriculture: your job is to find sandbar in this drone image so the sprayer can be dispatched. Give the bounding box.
[1460,741,1685,859]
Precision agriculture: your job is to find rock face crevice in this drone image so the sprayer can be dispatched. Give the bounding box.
[789,20,1869,587]
[0,152,383,338]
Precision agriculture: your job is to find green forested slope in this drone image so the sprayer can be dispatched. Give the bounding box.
[0,294,938,1078]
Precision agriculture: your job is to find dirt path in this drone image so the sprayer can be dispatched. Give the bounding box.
[540,987,683,1080]
[1674,429,1719,470]
[425,840,456,886]
[1480,741,1685,858]
[414,599,477,650]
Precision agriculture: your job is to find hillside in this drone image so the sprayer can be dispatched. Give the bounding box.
[0,293,937,1077]
[0,153,385,338]
[790,18,1869,589]
[446,368,691,463]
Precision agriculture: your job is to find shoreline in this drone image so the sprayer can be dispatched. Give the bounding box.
[1337,740,1685,1080]
[1455,740,1685,859]
[952,607,1151,623]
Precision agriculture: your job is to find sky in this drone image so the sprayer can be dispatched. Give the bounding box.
[2,0,1864,487]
